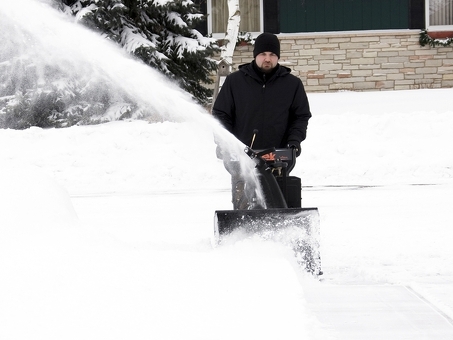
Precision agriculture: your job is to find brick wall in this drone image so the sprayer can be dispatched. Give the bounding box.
[230,30,453,92]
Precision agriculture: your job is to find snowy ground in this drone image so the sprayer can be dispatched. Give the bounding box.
[1,89,453,339]
[1,1,453,338]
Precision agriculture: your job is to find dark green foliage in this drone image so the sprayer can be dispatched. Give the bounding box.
[419,30,453,47]
[65,0,219,104]
[0,51,133,129]
[3,90,64,129]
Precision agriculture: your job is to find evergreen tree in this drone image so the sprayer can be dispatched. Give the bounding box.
[60,0,219,105]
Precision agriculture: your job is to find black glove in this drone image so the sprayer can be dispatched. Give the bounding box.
[287,141,301,157]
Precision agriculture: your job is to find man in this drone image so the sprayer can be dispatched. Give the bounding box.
[212,32,312,156]
[212,32,312,209]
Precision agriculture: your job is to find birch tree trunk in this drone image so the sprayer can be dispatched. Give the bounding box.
[221,0,241,66]
[212,0,240,104]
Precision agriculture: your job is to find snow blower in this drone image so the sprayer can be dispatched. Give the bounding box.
[214,146,321,275]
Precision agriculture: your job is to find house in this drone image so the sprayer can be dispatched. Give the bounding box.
[196,0,453,92]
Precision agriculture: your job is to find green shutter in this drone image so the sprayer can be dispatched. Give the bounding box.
[279,0,409,33]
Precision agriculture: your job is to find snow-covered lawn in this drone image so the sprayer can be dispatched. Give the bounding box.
[1,89,453,339]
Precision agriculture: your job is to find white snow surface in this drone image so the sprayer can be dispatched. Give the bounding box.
[1,89,453,339]
[1,1,453,338]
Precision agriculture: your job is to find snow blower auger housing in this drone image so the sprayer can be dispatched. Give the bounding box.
[214,147,321,275]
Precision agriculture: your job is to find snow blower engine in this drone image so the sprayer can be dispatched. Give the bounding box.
[214,145,321,275]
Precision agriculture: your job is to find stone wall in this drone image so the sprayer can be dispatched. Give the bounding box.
[230,30,453,92]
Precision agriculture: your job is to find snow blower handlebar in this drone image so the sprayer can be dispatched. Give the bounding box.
[244,146,297,175]
[246,128,297,173]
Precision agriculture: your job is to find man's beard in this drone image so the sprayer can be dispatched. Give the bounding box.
[259,64,274,73]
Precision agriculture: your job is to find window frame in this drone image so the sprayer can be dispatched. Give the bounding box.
[425,0,453,31]
[207,0,264,39]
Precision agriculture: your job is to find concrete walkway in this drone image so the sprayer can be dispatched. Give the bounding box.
[304,284,453,339]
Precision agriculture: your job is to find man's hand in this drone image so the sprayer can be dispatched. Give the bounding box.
[287,141,301,157]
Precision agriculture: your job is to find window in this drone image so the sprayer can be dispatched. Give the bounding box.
[426,0,453,30]
[208,0,262,37]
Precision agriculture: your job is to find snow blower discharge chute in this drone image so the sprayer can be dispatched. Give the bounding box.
[214,145,321,275]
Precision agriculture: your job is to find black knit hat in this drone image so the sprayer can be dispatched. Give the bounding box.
[253,32,280,58]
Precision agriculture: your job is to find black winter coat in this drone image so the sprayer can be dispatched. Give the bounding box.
[212,62,311,149]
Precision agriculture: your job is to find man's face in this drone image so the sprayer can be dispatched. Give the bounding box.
[255,52,279,73]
